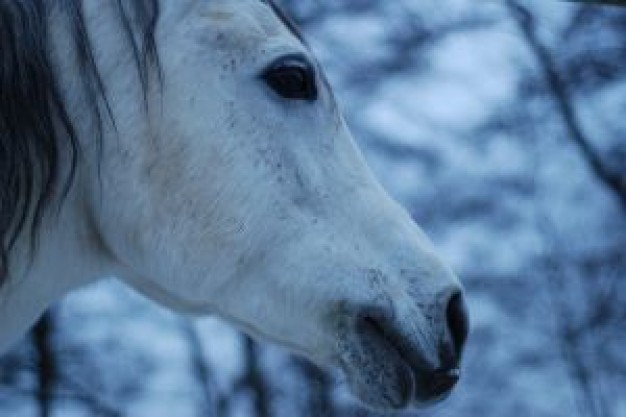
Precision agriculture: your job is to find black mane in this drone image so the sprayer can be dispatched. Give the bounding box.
[0,0,159,285]
[0,0,301,287]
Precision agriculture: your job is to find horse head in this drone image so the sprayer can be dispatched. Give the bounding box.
[0,0,468,409]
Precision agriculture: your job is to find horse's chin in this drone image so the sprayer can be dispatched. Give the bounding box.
[340,337,454,411]
[343,357,415,410]
[343,358,453,411]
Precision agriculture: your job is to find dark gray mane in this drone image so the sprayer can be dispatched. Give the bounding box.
[0,0,159,285]
[0,0,301,287]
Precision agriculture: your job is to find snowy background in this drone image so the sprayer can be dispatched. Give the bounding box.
[1,0,625,416]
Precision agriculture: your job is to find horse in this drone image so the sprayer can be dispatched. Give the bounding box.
[0,0,469,410]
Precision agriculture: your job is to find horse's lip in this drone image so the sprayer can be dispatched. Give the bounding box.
[394,356,460,407]
[353,340,417,409]
[371,327,461,405]
[393,356,418,407]
[346,322,458,409]
[386,355,416,408]
[342,326,422,408]
[401,356,461,405]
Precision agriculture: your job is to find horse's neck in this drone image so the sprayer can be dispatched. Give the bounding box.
[0,194,113,353]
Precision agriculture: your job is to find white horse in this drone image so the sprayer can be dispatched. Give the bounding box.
[0,0,468,410]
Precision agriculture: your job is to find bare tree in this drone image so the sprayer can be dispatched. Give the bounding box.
[534,215,616,417]
[29,310,124,416]
[234,336,271,417]
[497,4,626,417]
[292,358,334,417]
[178,318,226,417]
[33,311,57,417]
[506,0,626,211]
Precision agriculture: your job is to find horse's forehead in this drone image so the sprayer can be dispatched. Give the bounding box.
[194,0,285,39]
[170,0,302,63]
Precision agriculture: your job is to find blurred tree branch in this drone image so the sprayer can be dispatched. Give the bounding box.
[235,336,271,417]
[54,373,122,417]
[535,217,616,417]
[293,358,334,417]
[507,0,626,212]
[30,311,122,416]
[178,319,225,417]
[282,0,496,92]
[33,312,56,417]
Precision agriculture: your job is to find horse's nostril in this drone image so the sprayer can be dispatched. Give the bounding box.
[446,292,469,360]
[356,308,394,345]
[355,308,411,360]
[355,307,431,372]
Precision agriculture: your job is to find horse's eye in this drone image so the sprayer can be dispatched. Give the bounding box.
[262,55,318,101]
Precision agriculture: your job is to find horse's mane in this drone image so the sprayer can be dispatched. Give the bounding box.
[0,0,159,286]
[0,0,300,287]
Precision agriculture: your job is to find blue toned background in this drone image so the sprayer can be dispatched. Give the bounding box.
[1,1,624,416]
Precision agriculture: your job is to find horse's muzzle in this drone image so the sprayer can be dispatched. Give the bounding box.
[352,291,469,407]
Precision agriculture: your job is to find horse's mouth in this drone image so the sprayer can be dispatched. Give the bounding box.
[340,313,460,410]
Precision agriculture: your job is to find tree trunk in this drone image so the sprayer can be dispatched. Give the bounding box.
[179,319,225,417]
[293,358,334,417]
[239,336,270,417]
[33,311,56,417]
